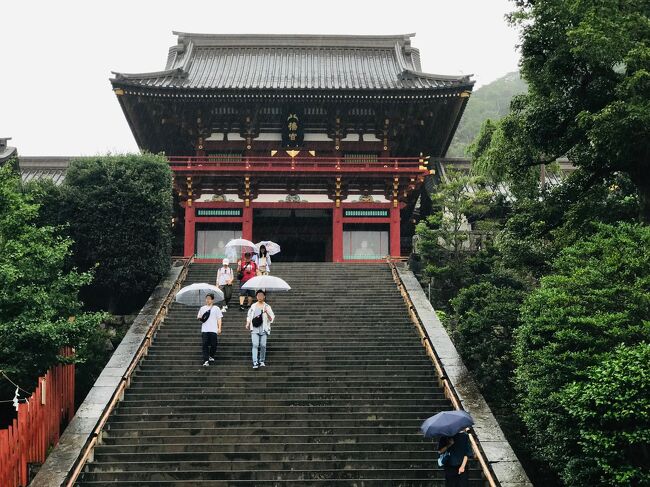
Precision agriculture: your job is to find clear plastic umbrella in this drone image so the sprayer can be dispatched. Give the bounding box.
[255,241,281,256]
[224,238,256,260]
[175,283,224,306]
[241,275,291,292]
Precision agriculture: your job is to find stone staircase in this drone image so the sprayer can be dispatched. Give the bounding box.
[76,263,485,486]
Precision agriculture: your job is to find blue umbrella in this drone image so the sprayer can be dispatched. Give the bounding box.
[420,410,474,438]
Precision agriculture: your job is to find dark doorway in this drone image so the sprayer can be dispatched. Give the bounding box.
[253,208,332,262]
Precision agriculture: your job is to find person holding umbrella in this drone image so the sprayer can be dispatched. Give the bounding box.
[196,293,223,367]
[246,289,275,369]
[237,252,257,311]
[437,430,472,486]
[420,410,474,486]
[253,244,271,275]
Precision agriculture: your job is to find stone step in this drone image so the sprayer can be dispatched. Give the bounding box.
[78,468,483,482]
[92,450,437,463]
[112,404,447,416]
[78,480,482,487]
[102,433,432,444]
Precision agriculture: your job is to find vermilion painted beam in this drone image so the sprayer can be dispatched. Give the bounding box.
[242,206,253,240]
[183,204,196,258]
[332,205,343,263]
[390,204,401,258]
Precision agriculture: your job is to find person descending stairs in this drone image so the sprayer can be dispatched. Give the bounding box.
[76,263,485,486]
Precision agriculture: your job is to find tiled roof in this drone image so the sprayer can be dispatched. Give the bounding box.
[111,33,473,91]
[19,157,70,186]
[0,137,17,163]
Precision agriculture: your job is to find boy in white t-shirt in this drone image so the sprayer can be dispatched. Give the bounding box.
[196,293,223,367]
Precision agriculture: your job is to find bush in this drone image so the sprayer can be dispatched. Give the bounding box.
[562,343,650,487]
[450,269,530,406]
[514,223,650,486]
[33,154,173,313]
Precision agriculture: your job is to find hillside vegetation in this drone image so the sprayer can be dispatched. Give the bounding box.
[447,71,527,157]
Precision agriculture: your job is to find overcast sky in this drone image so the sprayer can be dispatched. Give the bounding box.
[1,0,521,156]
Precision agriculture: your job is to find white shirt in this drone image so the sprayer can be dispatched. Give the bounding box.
[197,304,223,333]
[217,266,233,286]
[252,254,271,271]
[247,302,275,335]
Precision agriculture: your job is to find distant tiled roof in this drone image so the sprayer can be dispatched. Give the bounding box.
[0,137,17,163]
[111,33,473,91]
[19,157,70,186]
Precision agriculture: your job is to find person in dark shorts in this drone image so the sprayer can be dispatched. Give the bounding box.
[237,252,257,311]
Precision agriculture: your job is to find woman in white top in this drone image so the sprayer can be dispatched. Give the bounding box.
[246,289,275,369]
[216,259,234,311]
[253,245,271,275]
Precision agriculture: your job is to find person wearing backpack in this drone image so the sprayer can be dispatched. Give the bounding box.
[216,259,234,312]
[437,429,473,487]
[245,289,275,369]
[196,293,223,367]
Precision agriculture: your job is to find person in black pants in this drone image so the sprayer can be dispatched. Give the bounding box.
[438,430,473,487]
[196,293,222,367]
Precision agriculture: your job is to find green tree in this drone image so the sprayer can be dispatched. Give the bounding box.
[563,343,650,487]
[514,223,650,486]
[496,170,639,277]
[36,154,173,313]
[477,0,650,220]
[415,170,499,308]
[0,164,105,398]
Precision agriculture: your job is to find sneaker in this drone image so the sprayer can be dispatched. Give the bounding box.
[203,361,209,367]
[221,307,227,313]
[259,362,266,367]
[239,305,245,311]
[208,357,215,362]
[253,363,259,369]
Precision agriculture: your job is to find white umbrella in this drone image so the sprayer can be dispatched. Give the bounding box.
[175,283,224,306]
[241,275,291,292]
[225,238,257,260]
[255,241,281,256]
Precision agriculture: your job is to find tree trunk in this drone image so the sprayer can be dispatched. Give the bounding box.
[632,169,650,224]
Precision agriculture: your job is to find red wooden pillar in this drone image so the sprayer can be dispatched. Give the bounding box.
[332,204,343,263]
[242,204,253,241]
[183,202,195,257]
[390,203,401,258]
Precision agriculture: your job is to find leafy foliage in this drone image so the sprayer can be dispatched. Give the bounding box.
[415,170,503,309]
[514,223,650,486]
[449,268,530,405]
[0,163,105,400]
[562,343,650,487]
[31,154,173,313]
[476,0,650,220]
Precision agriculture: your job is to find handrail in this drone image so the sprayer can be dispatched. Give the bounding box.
[388,260,500,487]
[167,155,427,172]
[63,257,193,487]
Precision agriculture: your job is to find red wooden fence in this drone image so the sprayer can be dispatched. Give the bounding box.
[0,347,76,487]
